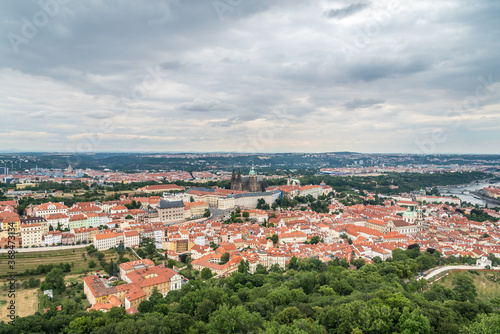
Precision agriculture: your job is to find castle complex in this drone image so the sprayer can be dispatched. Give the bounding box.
[230,164,266,192]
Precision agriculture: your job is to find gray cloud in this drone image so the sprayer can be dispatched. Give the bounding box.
[178,99,235,112]
[325,3,369,19]
[0,0,499,153]
[344,98,385,109]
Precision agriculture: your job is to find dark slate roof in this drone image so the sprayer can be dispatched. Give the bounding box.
[186,187,213,193]
[229,190,281,199]
[21,217,47,223]
[158,200,185,209]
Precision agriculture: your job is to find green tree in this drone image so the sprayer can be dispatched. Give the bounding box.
[195,299,216,322]
[68,316,93,334]
[238,259,249,274]
[275,306,302,325]
[220,252,230,265]
[269,264,284,274]
[138,300,154,313]
[208,305,263,334]
[257,198,270,210]
[462,313,500,334]
[255,264,268,275]
[41,268,66,294]
[149,287,163,304]
[167,259,176,268]
[96,251,105,261]
[88,260,96,268]
[307,235,321,244]
[201,268,213,280]
[453,272,477,302]
[27,277,40,288]
[288,256,298,270]
[399,308,431,334]
[351,257,365,269]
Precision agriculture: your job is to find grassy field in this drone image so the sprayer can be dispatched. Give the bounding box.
[0,288,38,322]
[0,248,139,275]
[436,270,500,299]
[0,247,139,322]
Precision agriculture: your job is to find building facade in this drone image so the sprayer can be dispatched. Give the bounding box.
[157,200,185,223]
[230,165,266,192]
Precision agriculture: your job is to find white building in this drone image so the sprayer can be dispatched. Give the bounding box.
[154,229,164,249]
[20,223,43,247]
[33,202,68,217]
[94,232,118,250]
[45,213,70,230]
[217,190,281,210]
[123,231,140,248]
[43,231,62,246]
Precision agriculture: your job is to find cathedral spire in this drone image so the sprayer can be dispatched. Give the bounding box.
[249,162,256,176]
[231,167,236,182]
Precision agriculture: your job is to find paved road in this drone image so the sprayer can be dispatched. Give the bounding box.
[0,244,88,254]
[417,265,500,281]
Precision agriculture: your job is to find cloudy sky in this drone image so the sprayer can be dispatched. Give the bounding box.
[1,0,499,154]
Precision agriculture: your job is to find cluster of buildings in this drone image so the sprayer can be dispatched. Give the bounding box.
[3,173,500,314]
[0,164,282,190]
[0,195,209,248]
[84,259,183,313]
[318,163,495,176]
[483,187,500,200]
[80,188,500,314]
[267,179,332,199]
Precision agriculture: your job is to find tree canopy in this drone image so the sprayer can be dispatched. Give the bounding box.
[2,248,499,334]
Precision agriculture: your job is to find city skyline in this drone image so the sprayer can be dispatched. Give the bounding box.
[1,0,499,153]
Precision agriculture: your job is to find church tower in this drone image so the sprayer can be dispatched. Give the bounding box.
[416,206,425,232]
[248,163,259,192]
[231,168,236,189]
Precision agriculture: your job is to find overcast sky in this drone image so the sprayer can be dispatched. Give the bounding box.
[1,0,499,154]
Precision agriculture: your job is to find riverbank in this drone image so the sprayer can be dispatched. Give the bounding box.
[438,178,499,207]
[473,189,500,206]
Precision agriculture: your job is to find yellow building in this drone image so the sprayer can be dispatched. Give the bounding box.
[184,201,209,219]
[1,217,21,237]
[84,263,183,312]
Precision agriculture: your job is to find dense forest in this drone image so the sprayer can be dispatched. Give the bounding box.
[2,153,500,172]
[2,247,500,333]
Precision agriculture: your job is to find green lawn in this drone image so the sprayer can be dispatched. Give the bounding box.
[0,248,138,276]
[437,270,500,300]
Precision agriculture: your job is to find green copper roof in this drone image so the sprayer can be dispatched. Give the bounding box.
[249,162,257,175]
[403,210,415,217]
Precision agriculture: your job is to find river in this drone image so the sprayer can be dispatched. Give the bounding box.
[437,179,500,207]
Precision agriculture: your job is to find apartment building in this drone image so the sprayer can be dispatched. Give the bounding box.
[20,223,43,247]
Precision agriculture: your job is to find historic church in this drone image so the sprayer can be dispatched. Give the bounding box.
[230,164,266,192]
